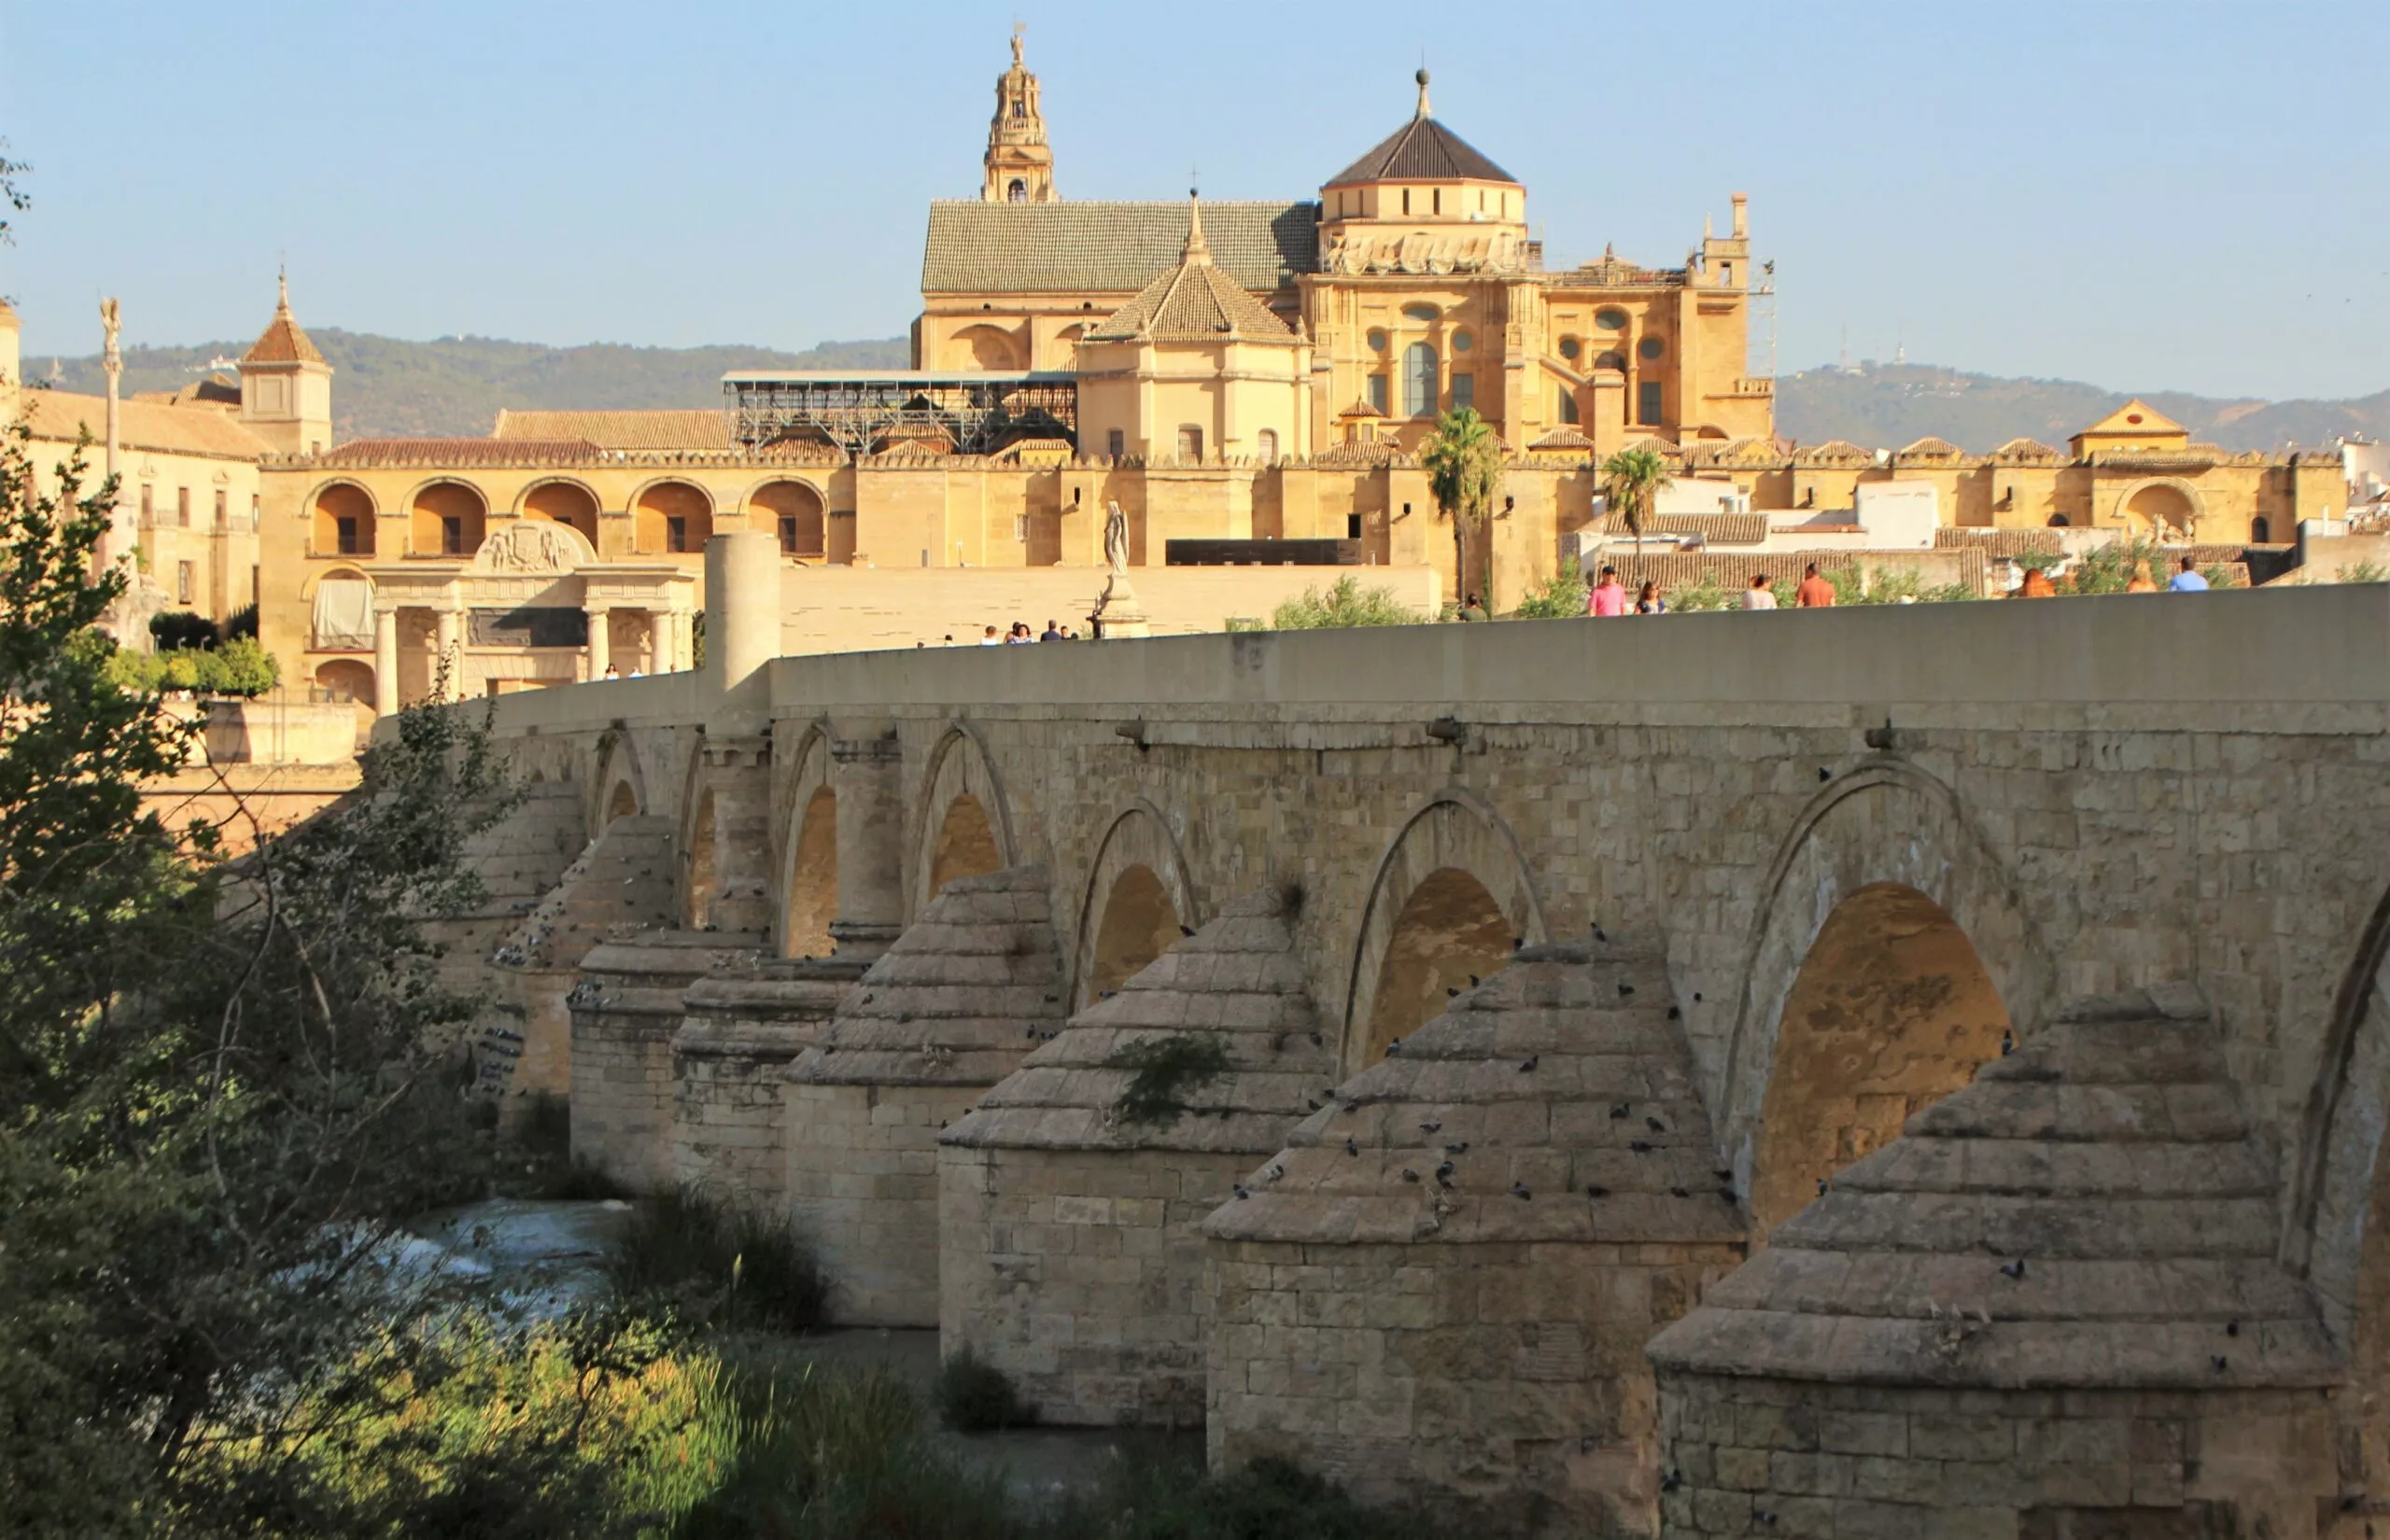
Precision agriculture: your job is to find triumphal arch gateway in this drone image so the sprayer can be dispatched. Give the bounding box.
[245,35,2344,717]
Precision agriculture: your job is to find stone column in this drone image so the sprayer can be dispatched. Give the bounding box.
[434,608,463,701]
[699,736,774,933]
[585,603,612,681]
[373,607,399,716]
[666,609,693,673]
[704,530,780,698]
[827,727,906,960]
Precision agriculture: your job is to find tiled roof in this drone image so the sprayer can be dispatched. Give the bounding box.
[1307,439,1410,469]
[1326,101,1517,185]
[922,200,1318,294]
[1087,203,1297,344]
[1987,437,2063,466]
[493,408,734,450]
[1934,526,2063,558]
[1595,511,1770,547]
[1595,547,1989,597]
[1792,439,1876,468]
[131,374,243,409]
[1894,435,1968,462]
[241,281,325,366]
[21,389,274,462]
[1528,427,1596,451]
[316,437,606,469]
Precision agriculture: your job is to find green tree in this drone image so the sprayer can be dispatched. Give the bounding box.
[0,414,550,1533]
[0,139,26,249]
[1599,447,1672,577]
[1419,407,1504,612]
[1226,575,1425,631]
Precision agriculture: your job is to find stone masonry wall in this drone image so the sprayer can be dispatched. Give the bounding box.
[1655,1373,2340,1539]
[1208,1238,1743,1536]
[673,1042,802,1207]
[784,1081,978,1326]
[569,1006,677,1192]
[940,1144,1246,1428]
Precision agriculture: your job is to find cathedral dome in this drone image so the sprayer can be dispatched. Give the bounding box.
[1323,70,1519,191]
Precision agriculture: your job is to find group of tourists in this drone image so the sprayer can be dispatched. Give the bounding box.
[975,620,1084,645]
[1556,552,2217,616]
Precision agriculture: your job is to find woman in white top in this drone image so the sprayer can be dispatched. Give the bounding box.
[1740,574,1778,610]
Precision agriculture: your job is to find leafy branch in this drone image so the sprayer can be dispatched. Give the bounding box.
[1106,1033,1231,1126]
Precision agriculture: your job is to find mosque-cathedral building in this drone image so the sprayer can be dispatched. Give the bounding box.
[0,35,2351,720]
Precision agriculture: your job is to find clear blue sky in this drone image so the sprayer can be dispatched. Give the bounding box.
[3,0,2384,400]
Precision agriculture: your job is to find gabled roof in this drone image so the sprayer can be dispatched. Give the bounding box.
[240,274,326,367]
[2075,398,2186,439]
[923,200,1317,294]
[1326,74,1516,186]
[1085,202,1298,345]
[21,390,273,462]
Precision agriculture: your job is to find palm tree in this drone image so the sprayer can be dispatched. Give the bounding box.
[1599,447,1672,578]
[1420,407,1504,614]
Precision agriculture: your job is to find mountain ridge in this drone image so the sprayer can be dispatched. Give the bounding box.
[24,330,2382,454]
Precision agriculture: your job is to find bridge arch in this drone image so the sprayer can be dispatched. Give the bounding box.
[775,724,838,959]
[1073,800,1200,1008]
[1342,789,1548,1072]
[912,722,1016,914]
[591,733,650,832]
[2286,875,2390,1498]
[673,745,720,931]
[1720,760,2044,1233]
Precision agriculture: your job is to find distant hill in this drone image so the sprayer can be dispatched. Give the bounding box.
[36,331,912,441]
[1776,361,2389,455]
[23,330,2383,453]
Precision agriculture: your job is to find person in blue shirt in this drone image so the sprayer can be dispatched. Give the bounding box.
[2168,556,2210,592]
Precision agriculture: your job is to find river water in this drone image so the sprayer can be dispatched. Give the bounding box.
[405,1197,1202,1498]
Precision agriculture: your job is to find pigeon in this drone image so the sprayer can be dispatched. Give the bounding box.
[1179,924,1196,938]
[1025,1027,1037,1038]
[1386,1039,1402,1056]
[1444,1141,1470,1155]
[1591,922,1608,941]
[1232,1185,1249,1200]
[1610,1102,1630,1119]
[1666,1005,1681,1019]
[1044,994,1059,1002]
[1469,974,1480,987]
[1817,1178,1831,1197]
[1266,1164,1284,1183]
[1419,1121,1441,1134]
[1617,981,1635,998]
[1518,1056,1539,1072]
[1100,989,1117,999]
[1306,1099,1321,1112]
[1400,1169,1420,1183]
[1670,1185,1689,1197]
[1758,1513,1778,1527]
[2001,1029,2016,1057]
[1511,1183,1532,1200]
[1631,1141,1653,1154]
[1719,1185,1738,1204]
[1819,767,1833,781]
[1344,1138,1358,1156]
[1647,1116,1666,1133]
[1584,1184,1608,1198]
[2212,1355,2229,1373]
[1660,1470,1681,1493]
[1512,938,1524,951]
[1998,1259,2026,1281]
[2226,1320,2241,1337]
[1435,1160,1455,1185]
[1447,987,1461,998]
[1693,992,1703,1002]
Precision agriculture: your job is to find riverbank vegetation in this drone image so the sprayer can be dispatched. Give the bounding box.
[0,421,1455,1536]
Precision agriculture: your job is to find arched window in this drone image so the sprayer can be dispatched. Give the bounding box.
[1402,342,1438,418]
[1007,178,1026,203]
[2047,514,2071,528]
[2252,515,2271,543]
[1256,429,1279,465]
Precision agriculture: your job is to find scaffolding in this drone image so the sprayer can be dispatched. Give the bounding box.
[721,370,1078,456]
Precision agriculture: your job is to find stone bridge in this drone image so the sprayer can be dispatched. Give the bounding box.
[443,531,2390,1536]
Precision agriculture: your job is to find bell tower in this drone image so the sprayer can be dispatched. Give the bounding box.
[981,25,1058,203]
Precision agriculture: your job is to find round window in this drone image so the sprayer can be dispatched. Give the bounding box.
[1596,308,1628,330]
[1558,337,1582,360]
[1452,329,1473,353]
[1638,336,1665,360]
[1367,329,1388,352]
[1401,303,1440,323]
[2126,413,2144,425]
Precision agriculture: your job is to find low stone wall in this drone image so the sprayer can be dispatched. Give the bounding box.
[1653,1375,2339,1536]
[941,1144,1244,1427]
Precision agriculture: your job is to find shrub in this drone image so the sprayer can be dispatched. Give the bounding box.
[148,609,218,651]
[1055,1452,1452,1540]
[220,603,260,640]
[1510,557,1586,619]
[1107,1033,1232,1125]
[2342,559,2389,584]
[608,1187,828,1334]
[1666,575,1738,613]
[203,634,280,696]
[1234,575,1425,631]
[933,1346,1037,1432]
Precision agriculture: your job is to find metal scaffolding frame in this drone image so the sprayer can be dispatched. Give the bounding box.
[721,371,1078,456]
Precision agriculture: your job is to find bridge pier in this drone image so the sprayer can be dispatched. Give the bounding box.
[827,726,907,962]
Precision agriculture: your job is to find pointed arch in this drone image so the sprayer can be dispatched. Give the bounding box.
[590,731,650,831]
[910,722,1016,917]
[1341,789,1548,1071]
[1072,799,1200,1008]
[774,722,838,959]
[1718,759,2046,1196]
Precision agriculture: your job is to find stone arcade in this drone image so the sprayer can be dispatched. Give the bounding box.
[443,531,2390,1535]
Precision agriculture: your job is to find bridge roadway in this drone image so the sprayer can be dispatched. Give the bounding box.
[446,534,2390,1534]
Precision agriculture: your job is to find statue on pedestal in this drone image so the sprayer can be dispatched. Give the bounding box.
[1090,500,1149,639]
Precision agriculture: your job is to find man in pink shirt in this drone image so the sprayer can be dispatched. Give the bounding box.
[1588,566,1629,617]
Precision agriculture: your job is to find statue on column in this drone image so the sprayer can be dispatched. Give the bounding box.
[94,296,167,649]
[1090,499,1148,639]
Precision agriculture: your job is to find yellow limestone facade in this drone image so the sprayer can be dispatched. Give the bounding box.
[153,35,2334,718]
